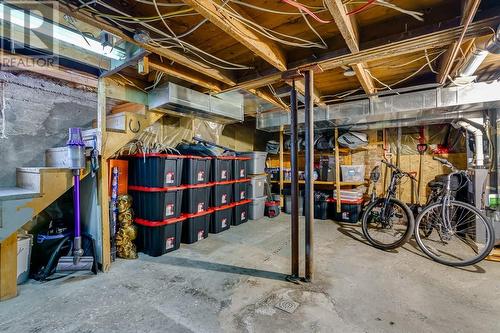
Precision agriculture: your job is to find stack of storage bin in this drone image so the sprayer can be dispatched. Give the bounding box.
[232,157,251,226]
[237,152,268,220]
[181,155,213,244]
[128,154,186,257]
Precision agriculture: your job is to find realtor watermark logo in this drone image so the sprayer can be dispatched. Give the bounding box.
[0,1,59,71]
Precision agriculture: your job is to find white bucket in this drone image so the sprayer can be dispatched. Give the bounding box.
[17,233,32,284]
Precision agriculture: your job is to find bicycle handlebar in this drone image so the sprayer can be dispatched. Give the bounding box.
[433,156,456,170]
[381,160,416,181]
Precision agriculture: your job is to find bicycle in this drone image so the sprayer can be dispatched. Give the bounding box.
[361,160,415,250]
[414,157,495,266]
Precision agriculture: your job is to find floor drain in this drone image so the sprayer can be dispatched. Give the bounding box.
[275,299,300,314]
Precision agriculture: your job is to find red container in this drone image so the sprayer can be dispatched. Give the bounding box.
[265,201,280,218]
[233,178,250,202]
[135,216,185,257]
[327,198,364,223]
[183,155,212,185]
[211,203,234,233]
[212,180,235,207]
[232,199,251,226]
[130,185,185,221]
[182,183,214,214]
[182,209,213,244]
[233,157,250,180]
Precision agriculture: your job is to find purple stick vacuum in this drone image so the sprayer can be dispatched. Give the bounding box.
[56,128,94,272]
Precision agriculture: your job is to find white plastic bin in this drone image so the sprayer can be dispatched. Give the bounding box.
[341,165,365,182]
[17,233,32,284]
[237,152,268,175]
[249,196,266,220]
[249,174,267,198]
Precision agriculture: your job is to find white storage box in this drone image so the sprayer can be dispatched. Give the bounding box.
[237,152,268,175]
[249,174,267,198]
[341,165,365,182]
[249,196,266,220]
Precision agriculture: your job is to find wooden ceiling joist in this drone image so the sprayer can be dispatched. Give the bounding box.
[148,58,224,92]
[437,0,482,84]
[180,0,287,72]
[324,0,375,94]
[57,2,236,87]
[230,15,499,92]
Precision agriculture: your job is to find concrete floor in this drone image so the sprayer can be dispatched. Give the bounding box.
[1,215,500,333]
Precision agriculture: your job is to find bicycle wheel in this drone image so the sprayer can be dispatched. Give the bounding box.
[361,198,414,250]
[414,201,495,266]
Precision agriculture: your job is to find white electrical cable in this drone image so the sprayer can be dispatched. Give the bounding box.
[300,9,328,48]
[231,0,328,15]
[344,0,424,21]
[152,0,185,53]
[135,0,186,7]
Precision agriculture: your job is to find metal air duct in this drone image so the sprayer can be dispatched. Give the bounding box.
[457,25,500,77]
[148,82,244,124]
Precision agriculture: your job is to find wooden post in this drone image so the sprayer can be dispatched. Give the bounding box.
[0,233,17,300]
[279,125,284,207]
[97,78,111,271]
[335,128,341,213]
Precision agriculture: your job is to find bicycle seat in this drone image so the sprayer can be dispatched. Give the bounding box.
[428,181,443,189]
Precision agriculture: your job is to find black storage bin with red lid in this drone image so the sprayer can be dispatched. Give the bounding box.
[232,199,251,226]
[129,185,185,221]
[233,157,250,180]
[182,209,213,244]
[182,156,212,185]
[328,198,363,223]
[183,183,213,214]
[210,204,233,233]
[212,180,234,207]
[212,156,234,182]
[128,153,184,187]
[233,178,250,202]
[135,216,185,257]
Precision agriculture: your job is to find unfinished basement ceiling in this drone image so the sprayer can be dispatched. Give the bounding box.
[12,0,499,113]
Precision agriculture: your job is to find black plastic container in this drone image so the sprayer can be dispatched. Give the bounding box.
[212,180,234,207]
[233,178,250,202]
[182,156,212,185]
[232,199,251,226]
[233,157,250,180]
[182,210,213,244]
[182,183,214,214]
[130,185,185,221]
[210,204,233,233]
[128,154,184,187]
[212,156,234,182]
[314,199,329,220]
[328,198,363,223]
[135,216,185,257]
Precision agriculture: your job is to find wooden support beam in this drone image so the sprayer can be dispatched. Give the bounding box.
[0,52,98,88]
[149,59,223,92]
[180,0,287,71]
[229,15,499,91]
[0,233,17,301]
[138,56,150,76]
[324,0,375,94]
[248,88,288,110]
[57,3,236,86]
[437,0,482,84]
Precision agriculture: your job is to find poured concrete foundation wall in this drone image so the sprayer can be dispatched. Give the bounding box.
[0,71,97,186]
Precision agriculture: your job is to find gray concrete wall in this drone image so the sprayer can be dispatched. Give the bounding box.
[0,71,97,186]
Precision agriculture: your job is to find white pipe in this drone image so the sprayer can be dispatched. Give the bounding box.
[456,120,484,167]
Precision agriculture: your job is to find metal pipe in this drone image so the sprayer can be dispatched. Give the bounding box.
[457,25,500,77]
[304,70,314,281]
[290,80,299,279]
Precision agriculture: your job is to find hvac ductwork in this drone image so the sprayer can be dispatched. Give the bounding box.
[457,25,500,77]
[148,82,244,123]
[257,81,500,132]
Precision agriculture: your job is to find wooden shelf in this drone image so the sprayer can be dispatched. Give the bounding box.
[270,180,366,186]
